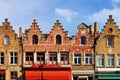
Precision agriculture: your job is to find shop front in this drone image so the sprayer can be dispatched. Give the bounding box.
[24,64,71,80]
[96,74,120,80]
[72,70,94,80]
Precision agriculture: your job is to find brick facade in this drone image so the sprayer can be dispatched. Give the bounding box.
[0,19,22,80]
[0,15,120,80]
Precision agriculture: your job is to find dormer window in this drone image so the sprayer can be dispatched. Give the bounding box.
[4,36,9,45]
[56,35,61,45]
[107,37,114,47]
[81,36,86,45]
[32,35,38,44]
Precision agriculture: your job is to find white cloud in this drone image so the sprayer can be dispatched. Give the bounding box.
[88,8,120,25]
[112,0,120,3]
[55,8,78,22]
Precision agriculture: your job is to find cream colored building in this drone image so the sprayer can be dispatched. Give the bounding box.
[95,15,120,80]
[0,19,22,80]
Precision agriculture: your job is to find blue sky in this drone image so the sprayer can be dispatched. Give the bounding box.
[0,0,120,36]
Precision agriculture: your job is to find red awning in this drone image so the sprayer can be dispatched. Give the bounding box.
[0,70,5,74]
[25,70,41,80]
[43,70,71,80]
[25,70,71,80]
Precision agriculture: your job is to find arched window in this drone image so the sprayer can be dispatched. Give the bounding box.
[4,36,9,45]
[32,35,38,44]
[56,35,62,45]
[81,36,86,45]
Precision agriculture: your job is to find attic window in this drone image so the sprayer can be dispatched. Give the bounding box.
[32,35,38,44]
[56,35,62,45]
[4,36,9,45]
[81,36,86,45]
[107,37,114,47]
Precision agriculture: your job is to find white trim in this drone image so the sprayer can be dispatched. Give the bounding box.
[96,68,120,72]
[72,70,94,74]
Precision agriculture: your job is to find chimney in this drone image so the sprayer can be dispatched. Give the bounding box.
[89,25,93,34]
[19,27,22,37]
[94,22,98,33]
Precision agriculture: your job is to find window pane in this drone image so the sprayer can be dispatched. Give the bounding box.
[97,55,104,66]
[108,37,114,47]
[4,36,9,44]
[107,55,114,66]
[118,55,120,66]
[33,35,38,44]
[85,54,92,65]
[56,35,62,45]
[74,54,81,64]
[81,37,86,45]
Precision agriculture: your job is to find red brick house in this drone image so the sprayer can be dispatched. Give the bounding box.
[23,20,71,80]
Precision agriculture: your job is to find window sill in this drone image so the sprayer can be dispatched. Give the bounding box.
[96,66,104,68]
[9,64,18,66]
[73,64,82,66]
[106,66,115,68]
[84,64,92,66]
[0,64,4,66]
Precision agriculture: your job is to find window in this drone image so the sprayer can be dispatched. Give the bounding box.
[4,36,9,45]
[97,54,104,66]
[0,52,4,65]
[0,74,5,80]
[37,52,45,64]
[107,37,114,47]
[107,55,114,66]
[10,52,18,65]
[61,53,69,65]
[49,53,57,64]
[81,36,86,45]
[117,55,120,66]
[74,54,81,65]
[0,70,5,80]
[11,71,17,80]
[32,35,38,44]
[85,54,92,65]
[25,52,34,65]
[56,35,62,45]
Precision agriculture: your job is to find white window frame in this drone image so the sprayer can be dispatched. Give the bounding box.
[10,52,18,65]
[0,52,4,65]
[117,55,120,66]
[74,54,81,65]
[107,54,114,67]
[97,54,104,66]
[85,54,92,65]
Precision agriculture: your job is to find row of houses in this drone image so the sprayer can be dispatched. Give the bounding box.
[0,15,120,80]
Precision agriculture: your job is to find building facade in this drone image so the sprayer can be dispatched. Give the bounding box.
[71,23,95,80]
[0,19,22,80]
[1,15,120,80]
[95,15,120,80]
[23,20,71,80]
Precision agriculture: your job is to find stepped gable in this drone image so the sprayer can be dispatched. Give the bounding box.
[0,19,17,36]
[47,20,70,44]
[25,19,42,34]
[24,19,42,44]
[96,15,120,53]
[72,23,92,45]
[97,15,120,43]
[0,19,19,45]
